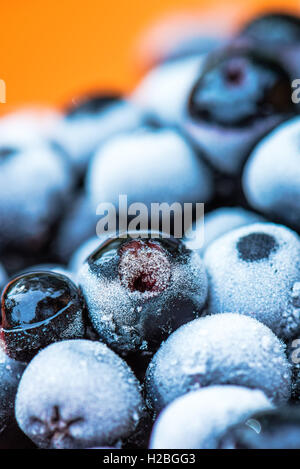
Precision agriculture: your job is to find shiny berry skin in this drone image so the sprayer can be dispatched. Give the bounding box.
[183,47,296,175]
[78,232,208,356]
[1,271,86,361]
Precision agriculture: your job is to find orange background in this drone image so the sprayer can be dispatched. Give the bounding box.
[1,0,300,113]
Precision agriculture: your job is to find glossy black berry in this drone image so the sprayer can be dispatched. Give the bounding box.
[237,232,278,262]
[78,232,208,356]
[1,271,86,361]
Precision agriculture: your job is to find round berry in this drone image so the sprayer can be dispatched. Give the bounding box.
[87,127,213,215]
[243,117,300,231]
[146,313,291,412]
[150,386,272,449]
[204,223,300,339]
[183,47,295,175]
[15,340,145,449]
[0,119,72,254]
[78,232,208,355]
[1,271,85,361]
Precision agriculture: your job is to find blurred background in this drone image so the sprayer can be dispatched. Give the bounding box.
[1,0,300,113]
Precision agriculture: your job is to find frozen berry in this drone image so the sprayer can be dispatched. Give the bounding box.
[219,406,300,449]
[183,46,295,175]
[243,117,300,230]
[146,313,291,412]
[204,223,300,339]
[0,346,25,433]
[87,127,213,219]
[15,340,145,449]
[150,385,272,449]
[0,118,72,254]
[78,232,208,356]
[1,271,85,361]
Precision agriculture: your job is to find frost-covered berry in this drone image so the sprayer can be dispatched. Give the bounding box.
[219,406,300,449]
[87,127,213,216]
[243,117,300,230]
[1,271,85,361]
[0,119,72,253]
[78,233,208,355]
[132,56,206,126]
[146,313,291,412]
[15,340,145,449]
[54,94,145,174]
[0,346,25,433]
[182,46,295,175]
[185,207,264,253]
[150,385,272,449]
[204,223,300,339]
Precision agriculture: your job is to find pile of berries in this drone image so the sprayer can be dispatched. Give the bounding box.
[1,11,300,449]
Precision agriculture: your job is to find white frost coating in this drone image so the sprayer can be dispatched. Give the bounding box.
[150,385,272,449]
[15,340,144,449]
[0,141,72,247]
[132,55,205,125]
[54,100,144,172]
[87,128,213,213]
[185,207,264,252]
[204,223,300,339]
[243,116,300,230]
[146,313,291,412]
